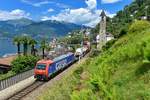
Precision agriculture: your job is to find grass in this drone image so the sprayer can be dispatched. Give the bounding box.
[38,20,150,100]
[0,71,15,80]
[38,57,89,100]
[0,55,39,80]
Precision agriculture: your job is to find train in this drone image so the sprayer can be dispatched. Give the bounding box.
[74,41,91,57]
[34,42,91,81]
[34,52,75,80]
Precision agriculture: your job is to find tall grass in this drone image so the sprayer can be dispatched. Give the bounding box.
[39,20,150,100]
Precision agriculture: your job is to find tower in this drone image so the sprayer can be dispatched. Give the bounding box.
[98,10,107,49]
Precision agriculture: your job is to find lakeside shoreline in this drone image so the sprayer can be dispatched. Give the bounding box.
[0,38,17,57]
[1,53,17,58]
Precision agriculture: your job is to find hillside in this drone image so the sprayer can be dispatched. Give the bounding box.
[91,0,150,38]
[0,18,86,39]
[38,20,150,100]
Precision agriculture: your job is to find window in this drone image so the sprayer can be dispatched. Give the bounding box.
[36,64,46,70]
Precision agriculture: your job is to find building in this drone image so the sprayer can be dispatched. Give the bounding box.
[97,10,107,49]
[97,10,114,49]
[106,32,114,41]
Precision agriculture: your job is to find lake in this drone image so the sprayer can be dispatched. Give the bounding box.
[0,38,17,57]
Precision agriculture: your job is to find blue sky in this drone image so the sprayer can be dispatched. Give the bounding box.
[0,0,132,27]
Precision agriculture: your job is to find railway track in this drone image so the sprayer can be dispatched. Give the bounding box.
[7,52,90,100]
[8,81,44,100]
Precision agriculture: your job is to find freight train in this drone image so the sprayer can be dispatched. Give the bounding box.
[34,42,90,81]
[34,52,75,80]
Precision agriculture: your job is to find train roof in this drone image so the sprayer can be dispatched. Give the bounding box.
[37,59,53,64]
[37,52,73,64]
[53,52,73,62]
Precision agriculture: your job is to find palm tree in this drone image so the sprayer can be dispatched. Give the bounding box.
[40,39,47,59]
[29,38,37,56]
[13,36,21,55]
[21,35,30,56]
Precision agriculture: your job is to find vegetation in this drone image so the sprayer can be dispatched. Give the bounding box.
[13,35,38,56]
[40,38,49,59]
[58,30,82,44]
[21,35,31,55]
[11,55,39,73]
[0,54,39,80]
[91,0,150,39]
[58,29,90,51]
[29,38,37,56]
[13,36,21,55]
[39,20,150,100]
[0,71,15,80]
[0,35,45,80]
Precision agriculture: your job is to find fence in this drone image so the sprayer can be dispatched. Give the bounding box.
[0,69,34,91]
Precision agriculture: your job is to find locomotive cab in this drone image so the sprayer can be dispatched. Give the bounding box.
[34,60,53,80]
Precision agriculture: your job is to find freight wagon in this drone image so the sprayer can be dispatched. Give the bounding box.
[34,52,75,80]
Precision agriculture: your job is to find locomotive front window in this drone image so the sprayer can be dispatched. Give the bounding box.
[36,64,46,70]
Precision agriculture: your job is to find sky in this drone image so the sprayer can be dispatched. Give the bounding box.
[0,0,133,27]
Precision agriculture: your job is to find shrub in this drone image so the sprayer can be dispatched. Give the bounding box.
[11,55,39,73]
[129,20,150,33]
[119,27,128,37]
[89,49,101,58]
[143,41,150,61]
[102,39,116,51]
[73,67,83,79]
[71,89,97,100]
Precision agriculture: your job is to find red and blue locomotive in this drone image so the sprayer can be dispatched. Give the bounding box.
[34,52,75,80]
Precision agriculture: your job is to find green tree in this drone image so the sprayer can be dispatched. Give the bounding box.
[21,35,31,56]
[136,0,144,7]
[29,38,37,56]
[13,36,22,55]
[40,38,48,59]
[11,55,39,73]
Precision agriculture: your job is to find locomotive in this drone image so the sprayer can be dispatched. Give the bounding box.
[34,52,75,80]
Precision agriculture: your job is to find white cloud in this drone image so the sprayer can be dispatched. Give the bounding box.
[21,0,53,7]
[21,0,70,8]
[56,3,71,9]
[105,11,116,18]
[41,0,115,27]
[47,8,54,12]
[85,0,97,10]
[101,0,121,4]
[41,8,115,27]
[0,9,30,21]
[33,1,52,7]
[41,16,51,21]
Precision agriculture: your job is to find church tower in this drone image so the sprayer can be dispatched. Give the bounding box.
[98,10,107,49]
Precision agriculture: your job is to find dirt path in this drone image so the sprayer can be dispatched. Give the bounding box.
[22,57,88,100]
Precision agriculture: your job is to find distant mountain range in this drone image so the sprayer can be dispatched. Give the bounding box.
[0,18,88,39]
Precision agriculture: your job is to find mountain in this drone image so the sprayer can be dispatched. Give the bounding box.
[0,18,87,39]
[5,18,33,27]
[21,20,87,39]
[91,0,150,38]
